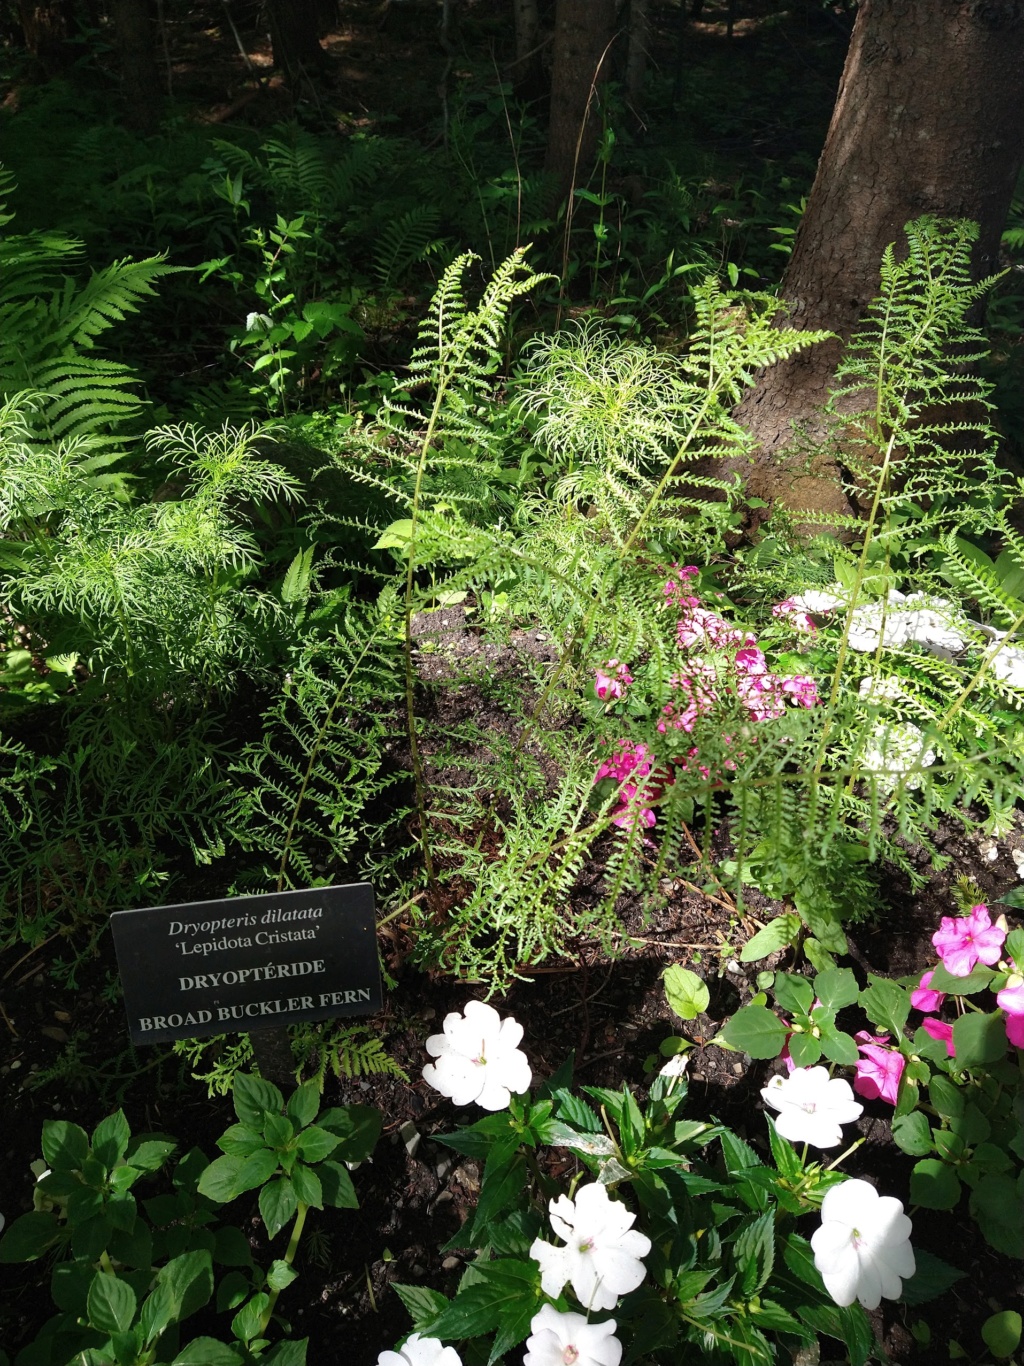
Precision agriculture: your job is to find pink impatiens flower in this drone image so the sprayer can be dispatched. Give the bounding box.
[998,976,1024,1050]
[594,659,633,702]
[1006,1014,1024,1049]
[910,970,945,1013]
[853,1032,905,1105]
[932,905,1006,978]
[921,1018,955,1058]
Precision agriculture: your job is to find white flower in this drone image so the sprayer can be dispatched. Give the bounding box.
[847,598,914,653]
[376,1334,461,1366]
[789,587,848,614]
[860,721,936,790]
[760,1066,863,1149]
[659,1052,691,1079]
[530,1182,651,1311]
[857,675,903,703]
[422,1000,531,1111]
[811,1179,915,1309]
[987,643,1024,689]
[1012,847,1024,879]
[523,1305,622,1366]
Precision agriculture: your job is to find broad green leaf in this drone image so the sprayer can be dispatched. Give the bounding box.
[259,1178,298,1239]
[982,1310,1022,1359]
[717,1004,789,1059]
[859,976,910,1038]
[773,973,815,1017]
[663,965,710,1020]
[214,1226,253,1268]
[928,963,996,995]
[1004,926,1024,969]
[286,1081,321,1131]
[172,1340,244,1366]
[817,1022,860,1067]
[291,1164,323,1209]
[787,1031,822,1067]
[969,1175,1024,1258]
[87,1271,137,1335]
[813,967,860,1011]
[0,1212,62,1263]
[910,1159,962,1210]
[391,1283,449,1334]
[263,1116,294,1149]
[734,1210,775,1298]
[294,1124,340,1163]
[126,1139,176,1173]
[41,1120,90,1172]
[928,1074,965,1119]
[267,1259,298,1292]
[197,1155,246,1204]
[899,1249,965,1306]
[952,1011,1007,1069]
[233,1074,284,1129]
[798,903,848,954]
[158,1249,214,1321]
[739,914,800,962]
[316,1105,382,1164]
[891,1112,933,1157]
[263,1339,308,1366]
[317,1161,359,1210]
[231,1293,269,1346]
[138,1283,175,1343]
[92,1111,131,1169]
[217,1124,265,1158]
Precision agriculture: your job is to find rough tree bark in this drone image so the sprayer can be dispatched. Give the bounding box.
[110,0,162,133]
[265,0,325,79]
[17,1,77,77]
[625,0,650,103]
[511,0,543,93]
[717,0,1024,522]
[544,0,617,209]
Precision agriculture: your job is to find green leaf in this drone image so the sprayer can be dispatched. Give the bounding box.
[127,1139,176,1173]
[172,1340,244,1366]
[92,1111,131,1169]
[371,519,414,551]
[787,1031,822,1067]
[663,965,710,1020]
[803,937,838,974]
[197,1155,246,1203]
[263,1338,308,1366]
[41,1120,90,1172]
[733,1210,775,1298]
[217,1124,265,1158]
[263,1116,295,1149]
[294,1124,340,1163]
[551,1089,602,1133]
[953,1011,1007,1068]
[817,1022,860,1067]
[928,963,996,995]
[317,1161,359,1210]
[233,1074,284,1129]
[998,887,1024,912]
[739,914,800,962]
[259,1178,299,1239]
[982,1310,1022,1359]
[286,1081,321,1131]
[813,967,860,1011]
[316,1105,381,1164]
[1004,926,1024,969]
[891,1112,933,1157]
[213,1226,253,1268]
[969,1175,1024,1257]
[158,1249,215,1321]
[859,976,910,1038]
[798,903,848,955]
[0,1212,62,1262]
[87,1272,137,1335]
[717,1004,789,1059]
[392,1284,449,1334]
[291,1164,323,1209]
[267,1259,299,1292]
[899,1249,965,1306]
[773,973,815,1017]
[928,1073,965,1119]
[428,1258,539,1353]
[232,1293,269,1345]
[138,1283,175,1344]
[910,1159,962,1210]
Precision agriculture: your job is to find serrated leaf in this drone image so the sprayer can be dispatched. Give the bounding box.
[392,1283,450,1333]
[259,1179,298,1239]
[92,1111,131,1169]
[286,1080,321,1131]
[233,1074,284,1129]
[87,1271,136,1335]
[718,1004,788,1059]
[172,1340,244,1366]
[41,1120,90,1172]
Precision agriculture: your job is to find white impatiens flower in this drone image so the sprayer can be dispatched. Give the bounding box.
[422,1000,531,1111]
[760,1067,863,1149]
[530,1182,651,1311]
[523,1305,622,1366]
[659,1052,691,1080]
[811,1179,915,1309]
[860,721,936,791]
[376,1334,462,1366]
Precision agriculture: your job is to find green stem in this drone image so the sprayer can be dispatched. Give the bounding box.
[258,1200,308,1337]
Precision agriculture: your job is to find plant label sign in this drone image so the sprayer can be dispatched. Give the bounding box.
[110,883,381,1045]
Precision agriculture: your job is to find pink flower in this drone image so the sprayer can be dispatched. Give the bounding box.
[780,674,820,708]
[773,599,816,633]
[594,659,633,702]
[910,970,945,1013]
[996,978,1024,1017]
[735,646,768,675]
[931,905,1006,977]
[595,741,653,784]
[853,1031,905,1105]
[1006,1013,1024,1049]
[921,1018,955,1057]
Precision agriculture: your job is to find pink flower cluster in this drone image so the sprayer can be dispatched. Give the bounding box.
[928,904,1024,1049]
[595,740,657,831]
[594,658,633,702]
[772,598,817,633]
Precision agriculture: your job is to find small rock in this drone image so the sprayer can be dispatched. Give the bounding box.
[399,1120,421,1158]
[41,1027,68,1043]
[435,1154,454,1182]
[54,1010,72,1023]
[9,1059,21,1070]
[441,1256,461,1271]
[726,959,743,974]
[434,1190,453,1206]
[410,1263,426,1277]
[732,1062,744,1075]
[421,1007,436,1021]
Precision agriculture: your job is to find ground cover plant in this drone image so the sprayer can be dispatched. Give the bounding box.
[3,2,1024,1363]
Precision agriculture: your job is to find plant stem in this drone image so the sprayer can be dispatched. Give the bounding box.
[258,1200,308,1337]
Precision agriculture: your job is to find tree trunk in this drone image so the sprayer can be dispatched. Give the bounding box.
[625,0,649,103]
[110,0,162,133]
[544,0,617,210]
[266,0,325,79]
[717,0,1024,521]
[511,0,544,95]
[17,1,77,77]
